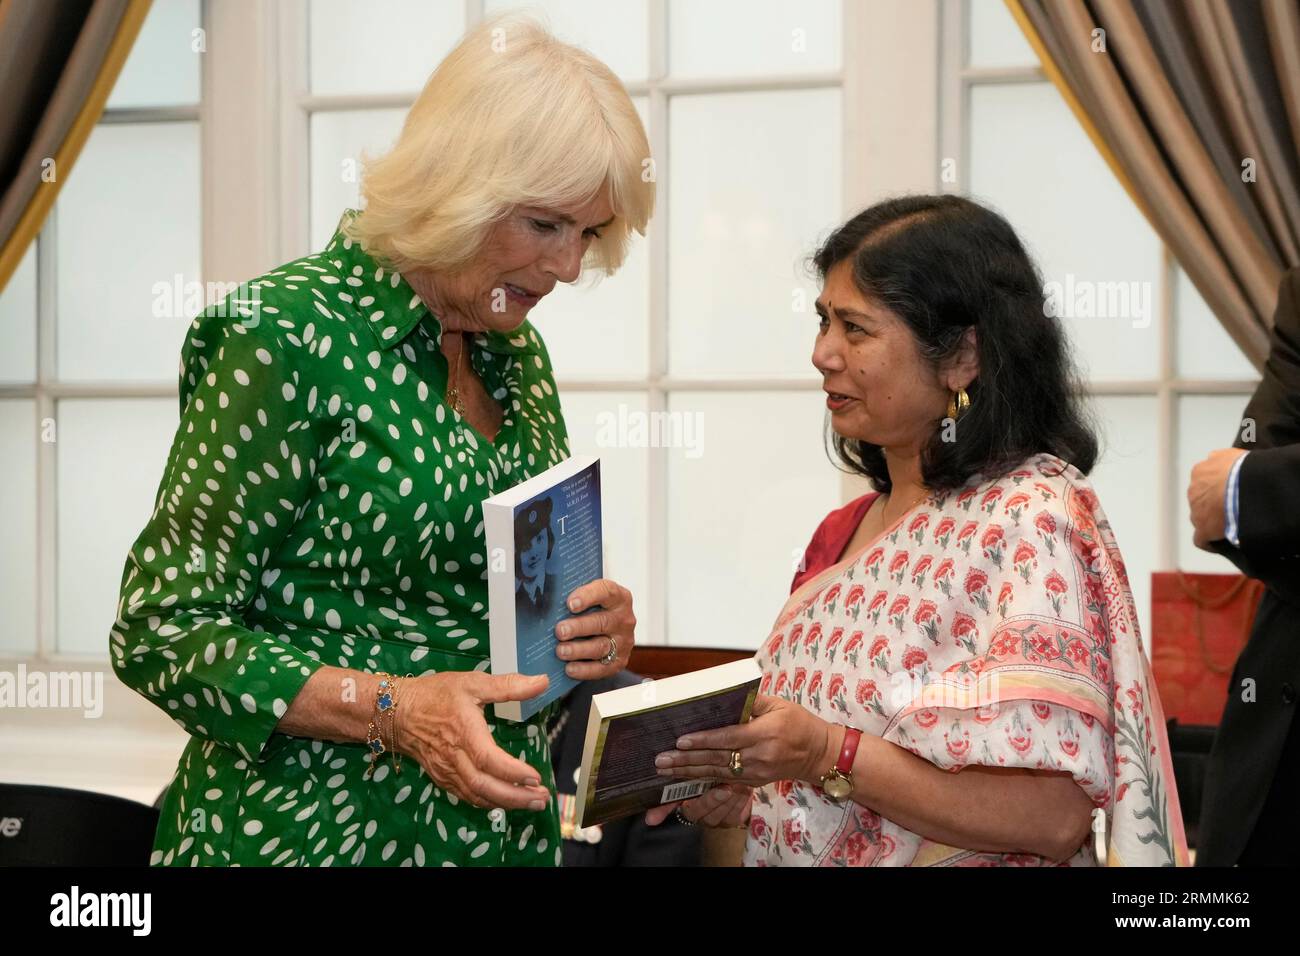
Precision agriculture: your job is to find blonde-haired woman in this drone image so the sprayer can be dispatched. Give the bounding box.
[111,14,651,867]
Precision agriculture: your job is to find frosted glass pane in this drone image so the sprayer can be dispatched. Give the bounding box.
[968,0,1039,69]
[669,90,840,377]
[667,391,839,649]
[56,399,179,656]
[309,0,464,95]
[669,0,841,77]
[0,242,37,383]
[485,0,648,80]
[108,0,201,108]
[530,239,650,379]
[56,122,199,381]
[0,400,38,656]
[970,83,1162,382]
[1175,266,1258,381]
[1176,394,1255,573]
[309,109,406,251]
[1088,395,1159,653]
[557,391,650,629]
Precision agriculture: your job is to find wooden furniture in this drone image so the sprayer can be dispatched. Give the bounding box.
[628,645,754,680]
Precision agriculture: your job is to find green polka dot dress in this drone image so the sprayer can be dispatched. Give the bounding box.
[111,211,570,866]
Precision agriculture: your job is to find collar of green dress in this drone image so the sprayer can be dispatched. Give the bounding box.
[326,209,546,358]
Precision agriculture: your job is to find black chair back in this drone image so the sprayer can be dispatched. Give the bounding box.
[1166,719,1217,850]
[0,783,159,866]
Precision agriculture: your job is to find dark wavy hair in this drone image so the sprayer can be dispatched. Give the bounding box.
[814,194,1097,493]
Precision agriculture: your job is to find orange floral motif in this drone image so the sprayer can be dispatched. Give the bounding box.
[913,599,941,643]
[826,626,846,661]
[997,581,1014,618]
[888,551,911,584]
[864,547,886,580]
[907,513,930,544]
[1003,491,1032,524]
[901,645,929,673]
[965,567,990,613]
[843,631,866,667]
[945,724,972,761]
[956,521,979,555]
[786,623,803,653]
[1013,540,1038,579]
[951,613,979,655]
[889,595,911,632]
[915,709,939,730]
[933,517,957,546]
[868,636,891,665]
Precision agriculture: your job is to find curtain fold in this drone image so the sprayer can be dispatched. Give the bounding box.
[0,0,152,295]
[1007,0,1300,371]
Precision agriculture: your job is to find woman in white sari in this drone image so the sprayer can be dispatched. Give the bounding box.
[649,196,1188,867]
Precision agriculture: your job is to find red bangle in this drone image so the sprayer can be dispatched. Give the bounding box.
[837,726,862,774]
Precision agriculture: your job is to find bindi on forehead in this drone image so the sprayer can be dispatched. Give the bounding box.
[818,298,878,324]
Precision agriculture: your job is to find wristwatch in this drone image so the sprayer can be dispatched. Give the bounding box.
[819,726,862,801]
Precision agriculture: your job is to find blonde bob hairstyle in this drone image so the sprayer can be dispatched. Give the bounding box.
[346,13,655,279]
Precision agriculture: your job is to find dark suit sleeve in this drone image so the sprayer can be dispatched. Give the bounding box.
[1236,445,1300,560]
[611,812,703,867]
[1235,268,1300,453]
[1210,267,1300,574]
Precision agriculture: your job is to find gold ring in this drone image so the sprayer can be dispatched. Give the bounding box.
[598,636,618,665]
[729,750,743,776]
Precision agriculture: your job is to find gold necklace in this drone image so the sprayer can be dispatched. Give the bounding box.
[446,335,467,415]
[880,488,929,531]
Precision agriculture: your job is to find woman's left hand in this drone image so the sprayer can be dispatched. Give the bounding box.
[653,694,834,788]
[554,578,635,680]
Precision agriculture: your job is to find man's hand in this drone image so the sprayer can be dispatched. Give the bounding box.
[1187,448,1247,551]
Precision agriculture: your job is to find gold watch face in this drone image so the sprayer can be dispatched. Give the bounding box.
[823,772,852,800]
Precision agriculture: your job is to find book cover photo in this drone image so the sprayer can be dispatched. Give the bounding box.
[484,455,603,722]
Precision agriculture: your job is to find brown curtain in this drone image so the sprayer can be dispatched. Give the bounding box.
[1007,0,1300,371]
[0,0,152,295]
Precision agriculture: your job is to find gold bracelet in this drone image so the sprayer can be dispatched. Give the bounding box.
[364,672,409,778]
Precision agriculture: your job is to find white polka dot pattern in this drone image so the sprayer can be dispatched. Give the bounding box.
[113,212,571,866]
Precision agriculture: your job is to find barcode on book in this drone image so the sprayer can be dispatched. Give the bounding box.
[661,780,708,803]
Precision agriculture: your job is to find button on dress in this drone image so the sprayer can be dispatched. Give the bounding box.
[111,211,570,865]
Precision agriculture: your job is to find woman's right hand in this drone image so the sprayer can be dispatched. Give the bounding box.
[645,783,754,828]
[396,671,553,812]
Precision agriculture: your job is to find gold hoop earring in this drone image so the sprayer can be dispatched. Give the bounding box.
[947,387,970,420]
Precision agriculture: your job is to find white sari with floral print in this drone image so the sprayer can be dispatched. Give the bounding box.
[744,453,1189,867]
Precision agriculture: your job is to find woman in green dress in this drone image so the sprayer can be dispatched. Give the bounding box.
[109,14,652,866]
